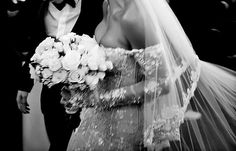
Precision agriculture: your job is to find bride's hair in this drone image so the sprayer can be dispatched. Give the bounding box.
[134,0,236,150]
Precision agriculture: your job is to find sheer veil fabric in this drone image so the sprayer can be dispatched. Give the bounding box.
[135,0,236,150]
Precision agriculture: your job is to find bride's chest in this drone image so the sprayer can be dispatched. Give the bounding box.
[97,48,141,89]
[95,10,130,51]
[105,49,137,74]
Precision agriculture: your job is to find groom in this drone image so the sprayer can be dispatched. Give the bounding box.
[16,0,103,150]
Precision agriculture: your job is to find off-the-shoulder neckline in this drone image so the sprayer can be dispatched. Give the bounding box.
[99,43,163,52]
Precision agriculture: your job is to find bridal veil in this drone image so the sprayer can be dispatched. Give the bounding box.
[134,0,236,150]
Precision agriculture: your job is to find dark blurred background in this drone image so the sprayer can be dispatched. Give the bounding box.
[1,0,39,151]
[169,0,236,70]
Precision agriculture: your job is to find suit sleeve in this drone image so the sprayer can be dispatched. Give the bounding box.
[16,1,43,92]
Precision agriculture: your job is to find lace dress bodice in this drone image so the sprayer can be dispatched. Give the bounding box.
[96,46,141,93]
[67,45,159,151]
[67,44,201,151]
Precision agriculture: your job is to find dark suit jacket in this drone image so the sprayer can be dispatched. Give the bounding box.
[18,0,103,120]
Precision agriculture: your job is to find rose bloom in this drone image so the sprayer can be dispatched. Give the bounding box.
[35,37,55,54]
[63,43,72,53]
[61,50,81,70]
[87,45,113,72]
[48,58,62,71]
[85,72,105,90]
[105,61,113,70]
[41,68,53,79]
[79,66,89,76]
[98,63,107,72]
[74,35,82,44]
[68,69,86,83]
[87,45,103,70]
[59,33,73,45]
[53,42,64,52]
[40,48,60,61]
[96,72,105,80]
[87,59,98,70]
[70,43,78,51]
[59,33,75,53]
[85,75,99,90]
[51,69,67,84]
[31,53,41,62]
[79,34,98,51]
[35,45,44,55]
[80,53,89,66]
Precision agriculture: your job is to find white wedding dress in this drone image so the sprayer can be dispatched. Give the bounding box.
[66,0,236,149]
[66,43,201,151]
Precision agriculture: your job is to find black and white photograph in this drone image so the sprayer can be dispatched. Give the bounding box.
[2,0,236,151]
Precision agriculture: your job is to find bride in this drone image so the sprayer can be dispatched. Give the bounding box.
[66,0,236,150]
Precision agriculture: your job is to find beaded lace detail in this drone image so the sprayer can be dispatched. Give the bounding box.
[144,55,201,148]
[67,44,201,151]
[87,44,164,110]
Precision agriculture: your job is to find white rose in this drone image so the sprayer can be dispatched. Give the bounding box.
[35,45,45,55]
[87,60,98,70]
[51,70,67,84]
[66,32,76,39]
[79,66,89,76]
[70,43,78,50]
[77,44,86,52]
[80,54,88,66]
[85,75,99,90]
[35,45,45,57]
[43,37,55,48]
[41,49,59,60]
[54,42,63,52]
[68,69,85,83]
[61,50,81,70]
[87,45,102,70]
[74,35,82,44]
[80,34,98,51]
[31,53,41,61]
[98,64,107,71]
[36,37,55,54]
[105,61,113,70]
[41,68,53,79]
[59,34,71,45]
[40,58,50,67]
[63,43,72,53]
[48,58,62,71]
[59,33,74,53]
[97,72,105,80]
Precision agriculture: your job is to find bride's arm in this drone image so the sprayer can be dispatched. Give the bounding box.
[88,47,170,109]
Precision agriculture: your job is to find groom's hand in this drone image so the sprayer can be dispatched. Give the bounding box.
[16,90,30,114]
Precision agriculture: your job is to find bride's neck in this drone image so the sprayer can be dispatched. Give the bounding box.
[108,0,131,12]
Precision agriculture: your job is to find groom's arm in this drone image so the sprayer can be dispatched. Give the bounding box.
[15,0,43,113]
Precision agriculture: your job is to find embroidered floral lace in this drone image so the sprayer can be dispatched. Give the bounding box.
[67,44,201,151]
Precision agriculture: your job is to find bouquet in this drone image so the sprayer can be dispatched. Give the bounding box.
[29,32,113,113]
